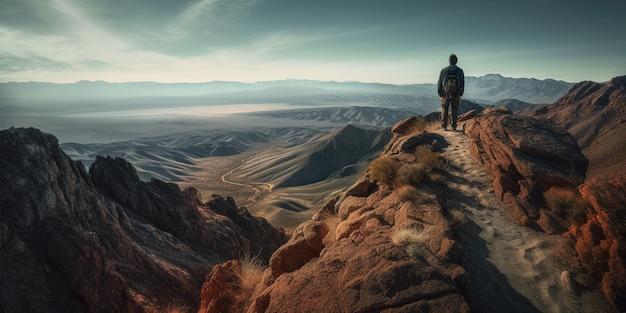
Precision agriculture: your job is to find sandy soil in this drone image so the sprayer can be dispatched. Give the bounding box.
[434,128,613,313]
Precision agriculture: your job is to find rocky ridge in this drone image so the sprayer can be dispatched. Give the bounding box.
[199,117,470,312]
[0,127,287,312]
[200,108,624,312]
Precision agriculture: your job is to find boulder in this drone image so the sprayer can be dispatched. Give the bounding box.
[269,221,329,279]
[464,108,588,233]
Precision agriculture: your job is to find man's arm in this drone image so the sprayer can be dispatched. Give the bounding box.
[437,69,445,97]
[458,68,465,97]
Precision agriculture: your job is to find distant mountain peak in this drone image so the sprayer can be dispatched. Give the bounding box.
[610,75,626,87]
[464,75,574,104]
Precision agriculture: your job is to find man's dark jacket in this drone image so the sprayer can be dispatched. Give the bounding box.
[437,65,465,98]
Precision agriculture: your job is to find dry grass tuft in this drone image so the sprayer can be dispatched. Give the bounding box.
[370,156,398,187]
[406,117,426,134]
[544,187,589,225]
[318,209,340,246]
[164,303,189,313]
[370,156,431,189]
[447,209,466,229]
[396,163,428,187]
[236,253,266,293]
[416,145,444,171]
[391,227,428,246]
[369,140,445,190]
[395,185,421,203]
[424,118,443,131]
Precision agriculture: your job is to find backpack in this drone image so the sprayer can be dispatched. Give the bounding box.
[444,70,459,97]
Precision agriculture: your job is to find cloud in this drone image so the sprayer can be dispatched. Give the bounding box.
[163,0,259,40]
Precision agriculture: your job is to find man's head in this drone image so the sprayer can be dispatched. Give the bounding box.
[449,54,458,65]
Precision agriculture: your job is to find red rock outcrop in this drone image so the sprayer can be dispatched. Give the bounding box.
[200,117,470,312]
[198,260,246,313]
[565,175,626,312]
[0,127,286,312]
[464,107,588,234]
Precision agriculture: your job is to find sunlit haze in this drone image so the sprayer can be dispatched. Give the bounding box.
[1,0,624,84]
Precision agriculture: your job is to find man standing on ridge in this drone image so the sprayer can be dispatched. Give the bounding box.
[437,54,465,131]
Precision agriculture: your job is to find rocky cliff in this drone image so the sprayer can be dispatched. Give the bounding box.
[569,175,626,311]
[0,127,287,312]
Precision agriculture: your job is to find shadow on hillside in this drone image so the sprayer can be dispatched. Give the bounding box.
[434,137,542,313]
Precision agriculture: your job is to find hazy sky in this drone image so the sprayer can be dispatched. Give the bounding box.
[1,0,624,84]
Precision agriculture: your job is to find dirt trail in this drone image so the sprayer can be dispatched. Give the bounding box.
[221,155,273,208]
[434,129,612,313]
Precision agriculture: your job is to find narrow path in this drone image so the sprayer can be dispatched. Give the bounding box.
[433,129,611,313]
[221,155,273,208]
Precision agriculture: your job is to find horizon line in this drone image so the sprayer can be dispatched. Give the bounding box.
[0,73,580,85]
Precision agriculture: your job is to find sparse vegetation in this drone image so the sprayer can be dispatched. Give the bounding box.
[236,253,266,294]
[163,302,189,313]
[396,163,428,186]
[447,208,466,229]
[369,146,445,189]
[391,226,428,246]
[424,118,443,131]
[416,145,444,171]
[543,187,589,225]
[405,117,426,135]
[318,209,340,246]
[370,156,398,187]
[395,185,421,202]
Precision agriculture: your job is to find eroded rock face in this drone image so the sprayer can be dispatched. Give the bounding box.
[0,128,140,313]
[200,117,470,312]
[198,260,244,313]
[567,175,626,312]
[464,107,588,234]
[0,127,286,313]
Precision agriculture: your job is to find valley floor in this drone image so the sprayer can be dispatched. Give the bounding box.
[178,145,359,233]
[435,129,613,313]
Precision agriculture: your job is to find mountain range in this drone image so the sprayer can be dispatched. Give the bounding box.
[0,74,573,108]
